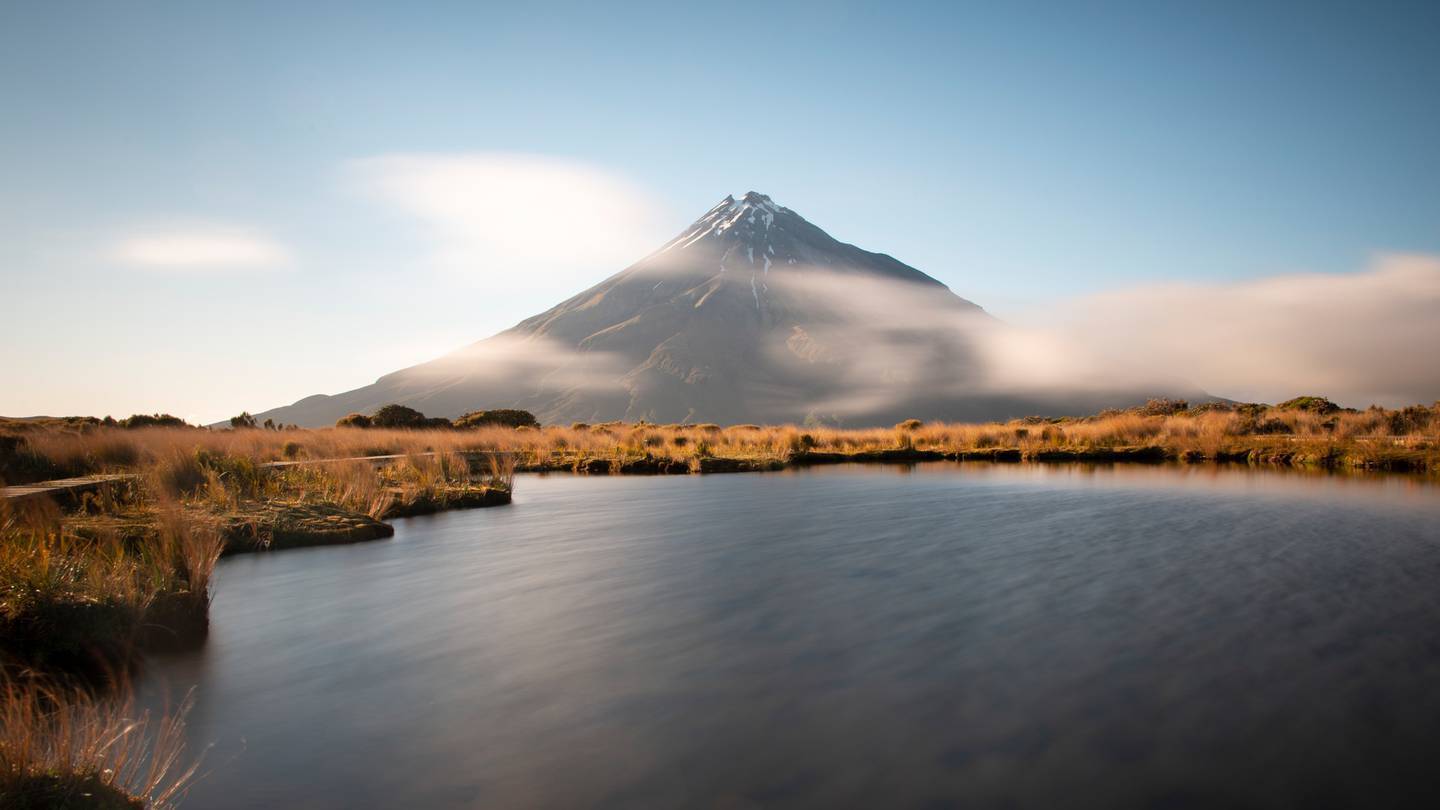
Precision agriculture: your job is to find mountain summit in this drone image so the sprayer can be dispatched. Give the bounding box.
[646,191,950,289]
[252,193,1171,427]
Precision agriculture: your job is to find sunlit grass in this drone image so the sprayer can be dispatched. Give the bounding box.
[4,400,1437,484]
[0,496,224,677]
[0,678,202,809]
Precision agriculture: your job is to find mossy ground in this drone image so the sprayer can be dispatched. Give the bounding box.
[214,501,394,552]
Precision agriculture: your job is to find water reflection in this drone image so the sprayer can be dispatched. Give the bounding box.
[145,463,1440,809]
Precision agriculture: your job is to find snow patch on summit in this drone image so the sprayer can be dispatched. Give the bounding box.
[659,192,785,254]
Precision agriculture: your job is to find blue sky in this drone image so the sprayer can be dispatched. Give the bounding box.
[3,1,1438,421]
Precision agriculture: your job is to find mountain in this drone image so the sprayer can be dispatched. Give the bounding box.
[251,192,1193,427]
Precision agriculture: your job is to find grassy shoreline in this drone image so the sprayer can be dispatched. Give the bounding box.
[1,443,514,807]
[4,399,1438,487]
[2,448,514,687]
[513,439,1438,475]
[2,398,1433,805]
[1,401,1433,679]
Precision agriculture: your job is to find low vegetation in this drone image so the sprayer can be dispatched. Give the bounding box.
[1,490,223,679]
[453,409,540,429]
[0,393,1430,680]
[0,395,1432,805]
[5,398,1436,489]
[0,415,193,435]
[333,405,538,430]
[0,679,201,809]
[2,435,515,683]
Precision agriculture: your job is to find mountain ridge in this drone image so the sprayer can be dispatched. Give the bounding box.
[248,193,1193,427]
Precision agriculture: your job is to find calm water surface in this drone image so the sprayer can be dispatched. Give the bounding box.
[142,464,1440,809]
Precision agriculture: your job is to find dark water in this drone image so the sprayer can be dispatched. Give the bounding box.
[142,464,1440,809]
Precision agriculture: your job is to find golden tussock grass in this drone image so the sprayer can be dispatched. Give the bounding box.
[3,402,1438,490]
[0,678,202,809]
[1,492,225,678]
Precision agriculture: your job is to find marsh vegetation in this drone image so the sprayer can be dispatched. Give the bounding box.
[2,397,1435,806]
[0,680,200,809]
[5,398,1435,489]
[2,434,514,687]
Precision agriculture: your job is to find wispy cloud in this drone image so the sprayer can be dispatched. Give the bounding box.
[1028,253,1440,407]
[763,254,1440,413]
[111,225,291,271]
[349,152,666,291]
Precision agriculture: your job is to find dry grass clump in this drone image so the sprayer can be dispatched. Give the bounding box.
[268,450,515,520]
[1,492,223,677]
[484,453,517,491]
[387,452,474,510]
[0,679,201,809]
[277,461,395,520]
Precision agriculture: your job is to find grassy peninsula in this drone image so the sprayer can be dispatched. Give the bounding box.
[1,449,514,674]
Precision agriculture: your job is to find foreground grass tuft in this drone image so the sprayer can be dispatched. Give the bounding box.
[0,679,201,809]
[0,498,223,678]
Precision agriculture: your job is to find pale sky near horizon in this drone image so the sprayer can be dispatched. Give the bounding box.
[3,1,1439,423]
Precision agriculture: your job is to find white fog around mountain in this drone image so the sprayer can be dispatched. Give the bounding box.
[249,191,1440,427]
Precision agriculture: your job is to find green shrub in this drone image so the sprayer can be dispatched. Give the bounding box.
[1229,417,1293,436]
[1137,398,1188,416]
[371,404,428,428]
[1276,396,1340,415]
[120,414,188,429]
[1387,406,1433,435]
[454,409,539,429]
[335,413,372,428]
